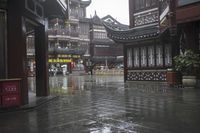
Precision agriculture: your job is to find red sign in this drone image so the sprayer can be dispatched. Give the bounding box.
[2,95,20,107]
[0,79,21,108]
[2,81,20,93]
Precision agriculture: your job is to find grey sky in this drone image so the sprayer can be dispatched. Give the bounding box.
[86,0,129,25]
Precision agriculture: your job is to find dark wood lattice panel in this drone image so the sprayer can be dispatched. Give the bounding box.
[127,70,167,81]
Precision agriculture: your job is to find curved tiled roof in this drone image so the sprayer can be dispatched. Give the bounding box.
[103,22,160,43]
[80,0,91,7]
[71,0,91,7]
[101,15,129,30]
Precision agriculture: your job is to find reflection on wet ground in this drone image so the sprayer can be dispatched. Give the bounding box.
[49,75,124,95]
[1,75,200,133]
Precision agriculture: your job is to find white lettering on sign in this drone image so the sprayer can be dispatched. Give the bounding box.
[4,85,17,92]
[5,97,17,101]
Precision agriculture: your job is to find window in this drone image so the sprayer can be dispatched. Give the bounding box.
[135,0,140,10]
[141,47,147,67]
[148,46,155,67]
[134,48,140,67]
[94,32,99,39]
[127,48,133,68]
[156,45,163,66]
[151,0,157,6]
[78,8,84,18]
[165,44,172,66]
[146,0,151,7]
[140,0,145,9]
[135,0,158,11]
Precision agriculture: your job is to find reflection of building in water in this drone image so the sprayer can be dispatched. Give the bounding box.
[62,77,68,90]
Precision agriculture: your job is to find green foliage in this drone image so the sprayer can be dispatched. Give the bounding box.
[173,50,200,76]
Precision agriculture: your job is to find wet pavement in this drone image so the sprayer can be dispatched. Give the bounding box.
[1,75,200,133]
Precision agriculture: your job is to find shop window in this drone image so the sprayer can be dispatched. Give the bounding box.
[148,46,155,67]
[156,45,163,66]
[164,44,172,66]
[134,48,140,67]
[141,47,147,67]
[127,48,133,68]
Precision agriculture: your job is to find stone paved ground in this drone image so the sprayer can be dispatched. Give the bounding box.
[1,75,200,133]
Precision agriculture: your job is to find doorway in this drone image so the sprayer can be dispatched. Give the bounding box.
[26,21,37,102]
[25,19,49,102]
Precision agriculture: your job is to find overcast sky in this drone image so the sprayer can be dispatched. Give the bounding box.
[86,0,129,25]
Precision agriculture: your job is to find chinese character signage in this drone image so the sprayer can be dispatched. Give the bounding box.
[2,81,20,93]
[48,59,72,63]
[0,79,21,107]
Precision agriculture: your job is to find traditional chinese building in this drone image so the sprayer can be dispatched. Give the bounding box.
[26,0,69,76]
[90,14,125,69]
[47,0,91,74]
[104,0,177,81]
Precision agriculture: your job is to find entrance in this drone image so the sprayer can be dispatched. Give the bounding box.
[26,21,36,101]
[25,19,49,101]
[4,0,49,105]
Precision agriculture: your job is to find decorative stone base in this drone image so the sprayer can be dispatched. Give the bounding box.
[182,76,197,87]
[127,70,167,81]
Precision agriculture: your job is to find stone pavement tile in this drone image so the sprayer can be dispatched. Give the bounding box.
[1,76,200,133]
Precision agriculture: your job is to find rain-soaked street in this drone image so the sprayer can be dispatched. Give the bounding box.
[1,75,200,133]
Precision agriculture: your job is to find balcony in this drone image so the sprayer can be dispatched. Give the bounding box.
[48,28,79,37]
[49,47,86,55]
[27,49,35,56]
[69,12,79,20]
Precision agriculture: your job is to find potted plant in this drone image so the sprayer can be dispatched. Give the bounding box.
[173,49,200,87]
